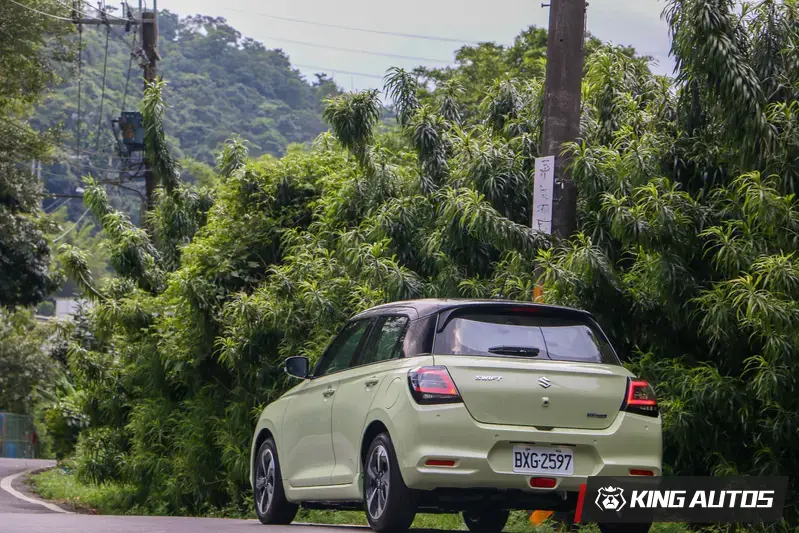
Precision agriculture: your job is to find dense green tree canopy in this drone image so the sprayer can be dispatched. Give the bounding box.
[0,0,70,307]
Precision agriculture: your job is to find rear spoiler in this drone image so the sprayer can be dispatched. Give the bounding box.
[435,303,594,334]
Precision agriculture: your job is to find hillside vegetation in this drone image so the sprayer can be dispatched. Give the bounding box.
[34,10,340,223]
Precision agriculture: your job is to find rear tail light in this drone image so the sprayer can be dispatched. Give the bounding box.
[621,378,659,418]
[630,469,655,476]
[408,366,462,405]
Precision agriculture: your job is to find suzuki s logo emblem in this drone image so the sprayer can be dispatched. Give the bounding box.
[475,375,503,381]
[538,376,551,388]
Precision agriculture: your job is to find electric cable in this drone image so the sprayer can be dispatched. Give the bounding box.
[44,196,74,213]
[95,25,111,152]
[7,0,74,21]
[121,31,138,111]
[76,25,83,159]
[264,35,451,63]
[221,7,483,45]
[51,0,103,21]
[293,64,386,80]
[0,114,130,165]
[70,0,128,22]
[53,207,91,242]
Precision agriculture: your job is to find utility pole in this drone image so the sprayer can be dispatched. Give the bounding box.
[540,0,587,240]
[532,0,587,303]
[69,1,158,216]
[140,2,158,213]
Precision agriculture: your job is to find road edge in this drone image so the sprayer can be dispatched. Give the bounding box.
[1,467,73,514]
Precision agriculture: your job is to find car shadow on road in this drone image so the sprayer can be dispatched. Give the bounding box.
[290,525,461,533]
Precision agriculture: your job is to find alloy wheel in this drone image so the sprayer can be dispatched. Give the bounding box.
[255,448,276,516]
[366,444,390,520]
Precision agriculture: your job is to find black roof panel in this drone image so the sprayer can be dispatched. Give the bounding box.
[350,298,592,321]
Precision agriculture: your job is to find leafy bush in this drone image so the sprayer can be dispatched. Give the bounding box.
[74,427,128,485]
[0,309,56,414]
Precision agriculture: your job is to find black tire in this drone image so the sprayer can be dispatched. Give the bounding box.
[254,438,298,525]
[463,508,510,533]
[363,432,418,533]
[598,523,652,533]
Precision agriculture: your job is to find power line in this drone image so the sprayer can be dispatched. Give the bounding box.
[121,31,138,111]
[221,7,483,45]
[95,25,111,152]
[44,196,74,213]
[0,116,128,161]
[70,0,129,22]
[53,207,91,242]
[7,0,74,21]
[293,64,386,80]
[51,0,102,22]
[264,35,451,64]
[77,26,83,159]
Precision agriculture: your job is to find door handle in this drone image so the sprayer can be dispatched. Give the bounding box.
[365,378,379,387]
[322,388,336,397]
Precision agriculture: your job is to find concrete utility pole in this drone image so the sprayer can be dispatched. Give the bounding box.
[540,0,587,239]
[140,4,158,213]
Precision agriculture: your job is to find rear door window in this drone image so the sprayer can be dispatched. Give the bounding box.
[432,308,619,364]
[315,319,373,376]
[358,315,409,365]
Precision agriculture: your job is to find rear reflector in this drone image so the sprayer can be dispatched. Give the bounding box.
[408,366,462,405]
[630,469,654,476]
[530,477,557,488]
[425,459,456,467]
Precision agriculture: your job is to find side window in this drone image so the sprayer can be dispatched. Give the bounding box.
[315,320,372,377]
[359,316,409,366]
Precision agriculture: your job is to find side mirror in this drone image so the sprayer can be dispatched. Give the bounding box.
[284,356,310,379]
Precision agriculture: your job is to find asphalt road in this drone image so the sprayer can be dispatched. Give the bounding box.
[0,458,371,533]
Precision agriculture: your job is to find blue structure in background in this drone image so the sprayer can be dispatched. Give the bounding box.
[0,412,36,459]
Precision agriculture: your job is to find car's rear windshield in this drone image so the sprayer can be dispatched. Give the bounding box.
[432,307,619,364]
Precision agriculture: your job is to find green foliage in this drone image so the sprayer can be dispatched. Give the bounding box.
[537,0,799,521]
[0,0,71,307]
[0,308,55,414]
[0,0,73,111]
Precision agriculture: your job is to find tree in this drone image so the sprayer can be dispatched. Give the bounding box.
[0,0,72,307]
[0,308,54,414]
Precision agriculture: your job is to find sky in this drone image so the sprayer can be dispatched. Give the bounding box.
[156,0,674,92]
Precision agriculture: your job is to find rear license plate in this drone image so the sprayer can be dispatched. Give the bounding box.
[512,445,574,476]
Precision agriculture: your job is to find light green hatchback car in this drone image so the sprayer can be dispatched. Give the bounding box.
[250,299,662,533]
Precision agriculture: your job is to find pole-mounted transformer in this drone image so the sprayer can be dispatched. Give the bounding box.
[117,112,145,154]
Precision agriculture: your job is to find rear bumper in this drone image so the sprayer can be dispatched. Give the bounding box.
[392,400,662,496]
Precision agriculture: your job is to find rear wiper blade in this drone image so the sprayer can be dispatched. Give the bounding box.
[487,345,541,356]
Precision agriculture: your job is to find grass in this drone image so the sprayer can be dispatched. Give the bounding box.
[29,464,690,533]
[30,462,140,515]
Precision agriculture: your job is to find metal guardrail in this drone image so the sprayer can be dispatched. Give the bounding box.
[0,412,38,459]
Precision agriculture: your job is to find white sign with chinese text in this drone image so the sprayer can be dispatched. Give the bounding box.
[533,155,555,234]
